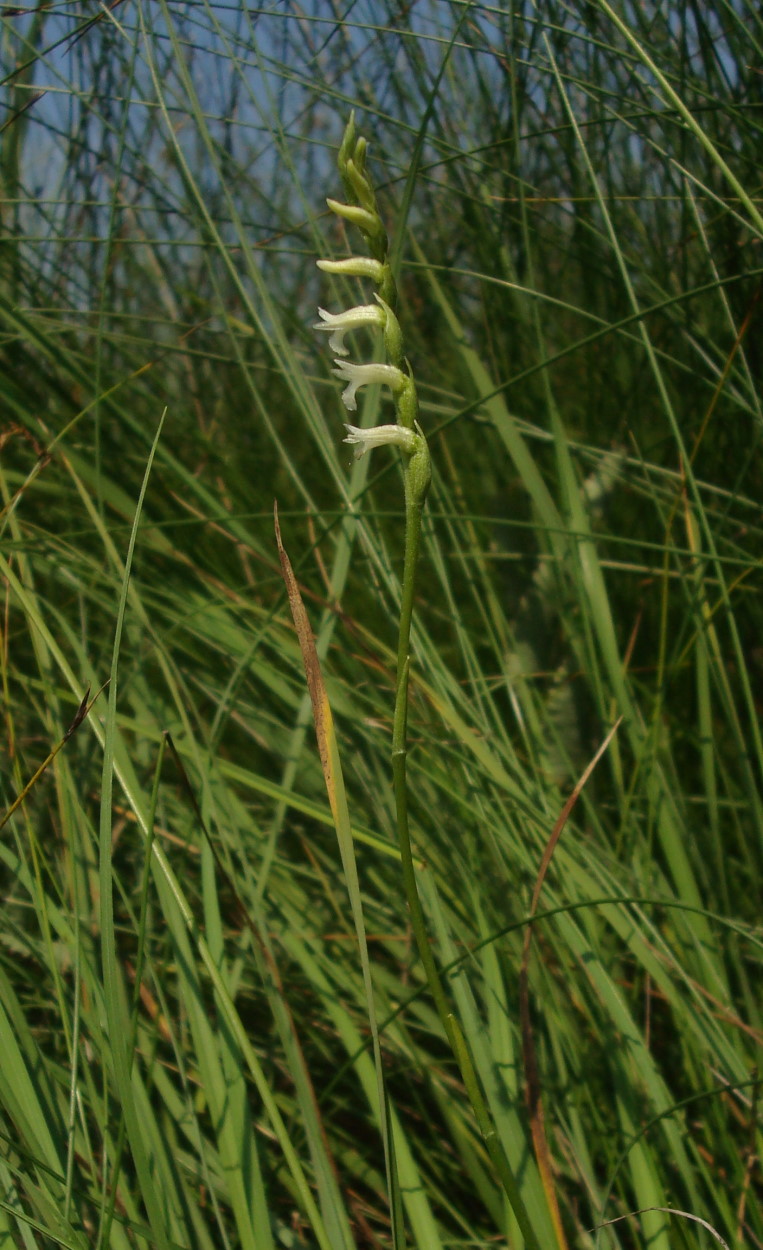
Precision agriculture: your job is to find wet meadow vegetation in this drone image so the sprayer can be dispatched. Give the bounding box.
[1,3,762,1248]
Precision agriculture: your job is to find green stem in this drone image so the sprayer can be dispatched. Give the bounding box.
[391,461,542,1250]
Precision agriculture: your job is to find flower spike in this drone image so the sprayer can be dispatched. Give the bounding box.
[314,114,428,496]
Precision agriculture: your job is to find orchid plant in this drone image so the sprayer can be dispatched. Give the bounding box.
[313,115,543,1249]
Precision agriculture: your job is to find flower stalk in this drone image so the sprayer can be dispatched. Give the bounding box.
[314,113,541,1250]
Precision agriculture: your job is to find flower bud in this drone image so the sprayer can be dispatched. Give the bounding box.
[316,257,386,283]
[326,198,384,243]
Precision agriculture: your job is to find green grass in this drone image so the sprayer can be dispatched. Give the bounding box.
[1,2,762,1248]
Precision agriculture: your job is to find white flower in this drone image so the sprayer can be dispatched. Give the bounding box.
[316,257,385,282]
[343,423,418,459]
[313,304,384,356]
[331,360,406,412]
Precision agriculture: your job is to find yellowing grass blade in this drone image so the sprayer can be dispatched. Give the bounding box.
[274,503,408,1250]
[275,503,345,829]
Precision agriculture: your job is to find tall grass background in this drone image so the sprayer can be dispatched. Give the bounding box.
[1,2,762,1247]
